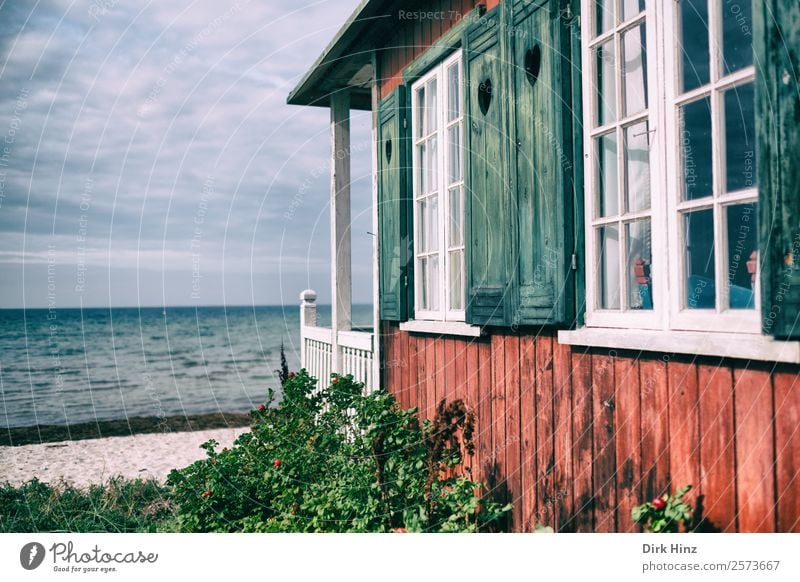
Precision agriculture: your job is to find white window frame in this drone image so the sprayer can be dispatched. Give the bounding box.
[410,50,465,323]
[580,0,760,336]
[582,0,665,331]
[663,0,759,334]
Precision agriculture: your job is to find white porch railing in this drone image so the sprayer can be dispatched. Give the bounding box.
[300,290,375,391]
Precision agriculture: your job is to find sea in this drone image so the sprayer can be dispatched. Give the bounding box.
[0,305,372,429]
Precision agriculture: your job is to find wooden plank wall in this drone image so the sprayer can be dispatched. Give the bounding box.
[381,322,800,532]
[378,0,501,97]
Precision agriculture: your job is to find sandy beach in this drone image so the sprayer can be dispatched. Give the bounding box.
[0,426,249,488]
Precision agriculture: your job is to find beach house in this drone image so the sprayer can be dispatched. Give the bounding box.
[288,0,800,532]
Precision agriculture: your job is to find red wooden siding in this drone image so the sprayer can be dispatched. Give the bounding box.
[378,0,501,97]
[381,323,800,532]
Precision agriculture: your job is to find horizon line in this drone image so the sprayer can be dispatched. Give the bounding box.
[0,303,375,311]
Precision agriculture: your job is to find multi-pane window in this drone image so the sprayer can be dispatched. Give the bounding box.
[586,0,658,327]
[669,0,758,331]
[583,0,757,333]
[412,51,465,322]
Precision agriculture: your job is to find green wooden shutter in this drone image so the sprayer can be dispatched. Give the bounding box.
[756,0,800,339]
[506,0,575,326]
[377,86,410,321]
[464,8,512,326]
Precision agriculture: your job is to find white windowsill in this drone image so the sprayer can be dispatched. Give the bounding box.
[399,319,483,337]
[558,327,800,364]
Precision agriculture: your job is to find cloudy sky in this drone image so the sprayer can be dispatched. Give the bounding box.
[0,0,372,308]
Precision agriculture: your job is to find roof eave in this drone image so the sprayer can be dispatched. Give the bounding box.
[286,0,394,111]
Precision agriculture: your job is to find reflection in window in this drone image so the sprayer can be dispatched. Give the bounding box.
[685,209,715,309]
[627,220,653,310]
[726,203,757,309]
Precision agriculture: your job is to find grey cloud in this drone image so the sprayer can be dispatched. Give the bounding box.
[0,0,367,307]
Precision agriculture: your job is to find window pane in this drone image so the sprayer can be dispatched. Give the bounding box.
[626,220,653,310]
[599,226,621,309]
[722,0,753,75]
[429,255,440,311]
[596,0,614,36]
[449,250,463,311]
[426,137,438,194]
[448,187,462,247]
[596,40,616,126]
[726,203,757,309]
[684,208,715,309]
[624,122,651,212]
[724,83,756,193]
[425,78,438,135]
[622,24,648,117]
[416,87,426,138]
[419,258,428,310]
[678,0,710,93]
[680,97,713,200]
[428,195,439,252]
[447,62,460,122]
[417,142,426,196]
[418,199,428,252]
[596,132,619,217]
[447,124,461,185]
[418,196,439,253]
[622,0,645,21]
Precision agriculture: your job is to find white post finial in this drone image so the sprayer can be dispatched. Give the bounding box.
[300,289,317,369]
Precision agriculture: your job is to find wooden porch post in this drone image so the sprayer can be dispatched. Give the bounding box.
[330,91,352,376]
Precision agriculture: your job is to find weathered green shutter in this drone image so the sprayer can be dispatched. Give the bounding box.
[506,0,575,325]
[756,0,800,339]
[377,86,410,321]
[463,2,576,327]
[464,8,512,326]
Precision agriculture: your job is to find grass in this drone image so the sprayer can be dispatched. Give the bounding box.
[0,477,174,533]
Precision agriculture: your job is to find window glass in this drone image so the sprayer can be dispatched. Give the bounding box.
[678,0,710,93]
[722,0,753,75]
[599,226,621,309]
[725,203,757,309]
[680,97,713,200]
[624,121,651,213]
[723,83,756,193]
[622,24,648,117]
[596,0,615,36]
[627,220,653,309]
[449,250,463,311]
[622,0,645,21]
[597,132,619,217]
[684,208,716,309]
[596,40,617,126]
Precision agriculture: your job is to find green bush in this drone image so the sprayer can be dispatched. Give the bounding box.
[632,485,694,533]
[167,371,510,532]
[0,477,172,533]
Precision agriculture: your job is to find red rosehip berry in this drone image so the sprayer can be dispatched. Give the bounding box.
[651,497,666,510]
[391,527,407,533]
[273,459,282,469]
[331,376,339,384]
[287,371,296,379]
[201,490,212,498]
[258,404,266,411]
